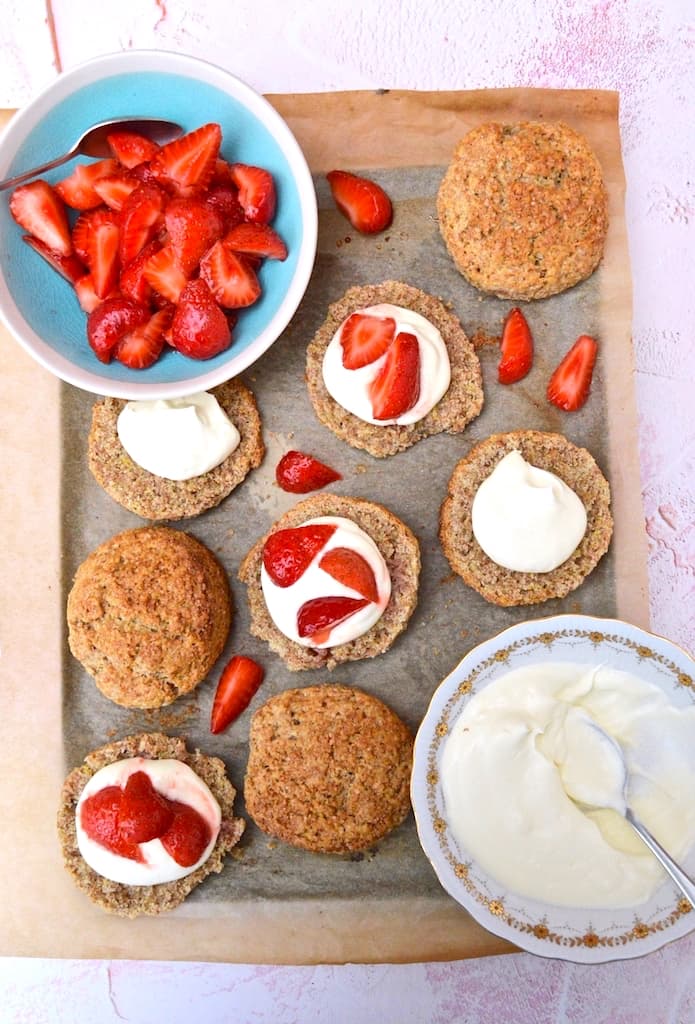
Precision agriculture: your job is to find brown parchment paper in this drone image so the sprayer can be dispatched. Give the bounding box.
[0,90,648,963]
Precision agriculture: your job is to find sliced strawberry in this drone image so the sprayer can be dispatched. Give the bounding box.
[547,334,598,412]
[229,163,276,224]
[120,238,160,304]
[21,235,85,284]
[71,208,120,298]
[149,123,221,192]
[164,197,224,275]
[106,130,160,169]
[117,771,174,843]
[205,183,245,230]
[75,274,104,313]
[10,180,72,256]
[54,158,119,210]
[79,785,143,862]
[210,654,265,734]
[87,296,150,363]
[318,547,379,603]
[160,802,212,867]
[211,158,233,185]
[369,331,421,420]
[115,306,173,369]
[340,311,396,369]
[498,307,534,384]
[297,596,369,643]
[142,244,188,304]
[199,241,261,308]
[326,170,393,234]
[118,182,167,267]
[130,160,162,187]
[262,523,337,588]
[93,171,139,212]
[170,278,231,359]
[224,222,287,261]
[275,450,342,494]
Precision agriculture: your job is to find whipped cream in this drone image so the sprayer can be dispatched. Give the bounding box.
[260,515,391,648]
[117,392,240,481]
[471,450,587,572]
[322,303,451,425]
[76,757,221,886]
[441,662,695,908]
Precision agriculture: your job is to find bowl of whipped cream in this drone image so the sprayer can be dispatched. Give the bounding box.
[411,614,695,963]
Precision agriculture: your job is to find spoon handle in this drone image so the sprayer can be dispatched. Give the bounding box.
[0,149,76,192]
[626,808,695,907]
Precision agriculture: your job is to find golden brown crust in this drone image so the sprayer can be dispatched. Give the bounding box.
[437,121,608,300]
[67,526,232,708]
[88,379,265,521]
[439,430,613,606]
[238,494,420,671]
[244,685,413,853]
[57,732,245,918]
[305,280,483,457]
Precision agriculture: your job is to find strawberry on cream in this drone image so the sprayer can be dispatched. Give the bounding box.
[116,391,240,480]
[322,304,451,425]
[76,757,221,886]
[261,516,391,648]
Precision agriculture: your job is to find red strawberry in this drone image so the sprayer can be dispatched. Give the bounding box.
[79,785,142,862]
[71,208,120,298]
[10,180,72,256]
[142,245,188,304]
[118,182,167,266]
[275,450,342,493]
[297,596,369,644]
[115,307,173,369]
[262,523,337,587]
[118,771,173,843]
[369,331,421,420]
[106,130,160,168]
[498,307,534,384]
[170,278,231,359]
[149,123,221,192]
[54,158,119,210]
[224,222,287,260]
[326,170,393,234]
[211,158,233,185]
[229,163,276,224]
[206,183,245,229]
[93,172,139,211]
[199,241,261,308]
[210,654,265,734]
[21,235,85,284]
[120,238,160,304]
[547,334,598,412]
[160,802,212,867]
[318,547,379,603]
[339,311,396,369]
[164,197,224,274]
[87,296,150,363]
[75,274,104,313]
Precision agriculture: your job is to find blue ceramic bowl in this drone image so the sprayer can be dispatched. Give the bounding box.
[0,51,317,399]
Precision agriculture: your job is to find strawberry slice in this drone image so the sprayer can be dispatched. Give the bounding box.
[547,334,598,411]
[339,311,396,369]
[498,307,534,384]
[93,172,139,212]
[106,130,160,169]
[118,182,167,266]
[326,170,393,234]
[21,235,85,284]
[79,785,143,862]
[120,238,160,304]
[262,523,337,587]
[229,163,276,224]
[205,183,245,229]
[87,296,150,363]
[10,180,72,256]
[170,278,231,359]
[75,274,104,313]
[164,196,224,275]
[115,306,173,369]
[149,123,221,192]
[199,240,261,308]
[369,331,421,420]
[142,244,188,304]
[71,208,120,298]
[117,771,174,843]
[224,222,287,261]
[160,802,212,867]
[297,596,369,643]
[54,158,119,210]
[210,654,265,734]
[318,547,379,603]
[275,450,342,493]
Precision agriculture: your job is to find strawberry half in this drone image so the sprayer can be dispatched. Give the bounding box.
[55,158,119,210]
[547,334,599,412]
[106,130,160,169]
[118,182,167,267]
[93,172,140,212]
[368,331,421,420]
[297,596,369,644]
[160,802,212,867]
[229,163,276,224]
[79,785,143,862]
[170,278,231,359]
[74,274,105,314]
[71,208,120,299]
[210,654,265,734]
[10,180,72,256]
[318,547,379,603]
[262,523,337,588]
[165,196,224,275]
[224,222,287,261]
[117,771,173,843]
[340,311,396,369]
[498,307,534,384]
[120,238,160,305]
[21,235,85,284]
[87,296,150,363]
[275,450,342,493]
[199,241,261,308]
[205,183,245,230]
[115,306,173,369]
[326,170,393,234]
[142,244,188,304]
[149,123,221,193]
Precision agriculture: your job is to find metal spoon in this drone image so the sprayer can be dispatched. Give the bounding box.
[0,117,183,191]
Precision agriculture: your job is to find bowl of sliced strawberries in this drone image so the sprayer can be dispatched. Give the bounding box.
[0,50,317,398]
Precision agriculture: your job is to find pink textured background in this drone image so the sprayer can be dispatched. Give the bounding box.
[2,0,693,1020]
